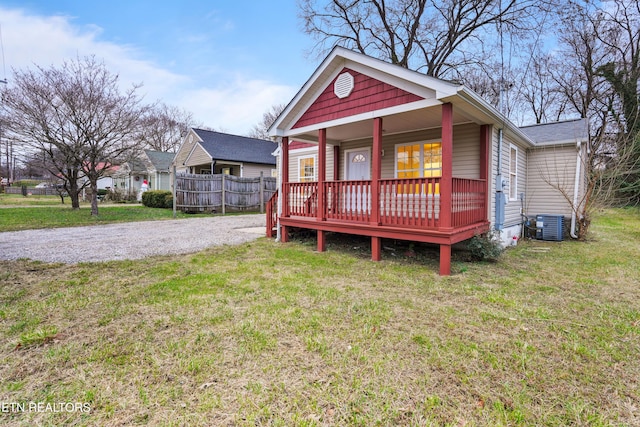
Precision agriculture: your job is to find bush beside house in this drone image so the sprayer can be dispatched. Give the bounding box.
[141,190,173,209]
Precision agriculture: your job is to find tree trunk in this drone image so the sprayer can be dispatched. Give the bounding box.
[67,180,81,210]
[90,180,99,216]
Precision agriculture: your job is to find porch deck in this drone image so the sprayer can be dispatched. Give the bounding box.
[267,177,490,274]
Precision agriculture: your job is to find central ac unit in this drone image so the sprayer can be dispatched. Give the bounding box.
[535,214,564,241]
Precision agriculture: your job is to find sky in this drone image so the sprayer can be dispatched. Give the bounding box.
[0,1,320,135]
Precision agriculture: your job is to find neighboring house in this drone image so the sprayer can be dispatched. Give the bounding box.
[173,128,277,178]
[144,150,174,191]
[112,150,175,194]
[78,162,116,194]
[268,46,588,275]
[94,163,117,190]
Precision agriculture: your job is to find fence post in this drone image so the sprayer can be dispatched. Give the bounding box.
[172,165,177,218]
[260,172,264,214]
[221,173,226,215]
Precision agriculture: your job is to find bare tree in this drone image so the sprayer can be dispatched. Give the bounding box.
[299,0,547,78]
[553,0,640,207]
[2,56,147,214]
[592,0,640,204]
[248,103,286,140]
[137,103,195,153]
[522,0,640,237]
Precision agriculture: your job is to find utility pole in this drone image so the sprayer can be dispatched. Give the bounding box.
[0,78,6,183]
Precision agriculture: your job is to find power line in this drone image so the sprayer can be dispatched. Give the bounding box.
[0,23,6,81]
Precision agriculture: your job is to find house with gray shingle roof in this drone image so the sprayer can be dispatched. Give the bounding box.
[143,150,175,190]
[173,128,277,178]
[113,149,175,194]
[267,47,590,273]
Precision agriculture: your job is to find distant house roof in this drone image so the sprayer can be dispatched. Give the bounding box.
[520,118,589,146]
[193,129,277,165]
[144,150,175,172]
[127,158,148,173]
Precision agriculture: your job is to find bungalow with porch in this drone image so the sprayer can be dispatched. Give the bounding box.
[267,47,588,275]
[173,128,277,178]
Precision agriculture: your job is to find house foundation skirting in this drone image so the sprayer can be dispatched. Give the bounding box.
[279,216,490,275]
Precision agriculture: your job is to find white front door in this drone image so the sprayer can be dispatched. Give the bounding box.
[346,149,371,181]
[345,149,371,213]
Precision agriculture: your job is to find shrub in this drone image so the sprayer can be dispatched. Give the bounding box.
[164,193,174,208]
[466,230,504,262]
[142,190,173,208]
[106,190,137,203]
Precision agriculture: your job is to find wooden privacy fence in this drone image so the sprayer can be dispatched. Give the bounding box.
[175,173,277,214]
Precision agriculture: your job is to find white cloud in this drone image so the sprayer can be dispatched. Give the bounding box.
[0,6,297,136]
[178,78,295,135]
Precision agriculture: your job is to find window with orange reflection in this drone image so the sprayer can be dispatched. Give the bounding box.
[299,156,316,182]
[396,142,442,194]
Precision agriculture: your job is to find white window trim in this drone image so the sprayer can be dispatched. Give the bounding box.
[394,140,442,178]
[509,144,518,201]
[298,154,317,182]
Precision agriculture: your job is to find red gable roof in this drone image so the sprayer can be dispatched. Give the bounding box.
[292,67,424,129]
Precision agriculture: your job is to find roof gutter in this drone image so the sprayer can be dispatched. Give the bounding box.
[455,87,534,147]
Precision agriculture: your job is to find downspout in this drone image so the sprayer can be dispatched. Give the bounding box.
[570,140,583,239]
[495,128,506,231]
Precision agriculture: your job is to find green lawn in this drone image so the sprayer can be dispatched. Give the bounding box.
[0,194,208,232]
[0,208,638,426]
[0,193,68,206]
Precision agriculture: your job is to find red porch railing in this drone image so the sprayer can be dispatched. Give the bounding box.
[325,180,372,222]
[379,178,441,228]
[266,190,278,237]
[452,178,487,227]
[283,177,486,230]
[285,182,318,217]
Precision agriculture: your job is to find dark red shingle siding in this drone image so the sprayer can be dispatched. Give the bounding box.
[292,68,424,129]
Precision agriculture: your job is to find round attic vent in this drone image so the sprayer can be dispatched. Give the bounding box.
[334,72,354,99]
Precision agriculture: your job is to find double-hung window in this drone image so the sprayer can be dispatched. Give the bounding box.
[299,156,316,182]
[509,145,518,200]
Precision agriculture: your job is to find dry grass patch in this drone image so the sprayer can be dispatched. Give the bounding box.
[0,209,639,426]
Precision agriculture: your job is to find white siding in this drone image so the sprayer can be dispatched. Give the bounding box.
[184,144,212,169]
[287,145,336,182]
[496,133,528,228]
[338,123,482,180]
[152,172,171,191]
[526,145,581,217]
[488,129,498,226]
[451,123,481,179]
[173,132,198,172]
[242,163,277,179]
[488,128,528,228]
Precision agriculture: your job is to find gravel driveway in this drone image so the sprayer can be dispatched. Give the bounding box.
[0,214,267,264]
